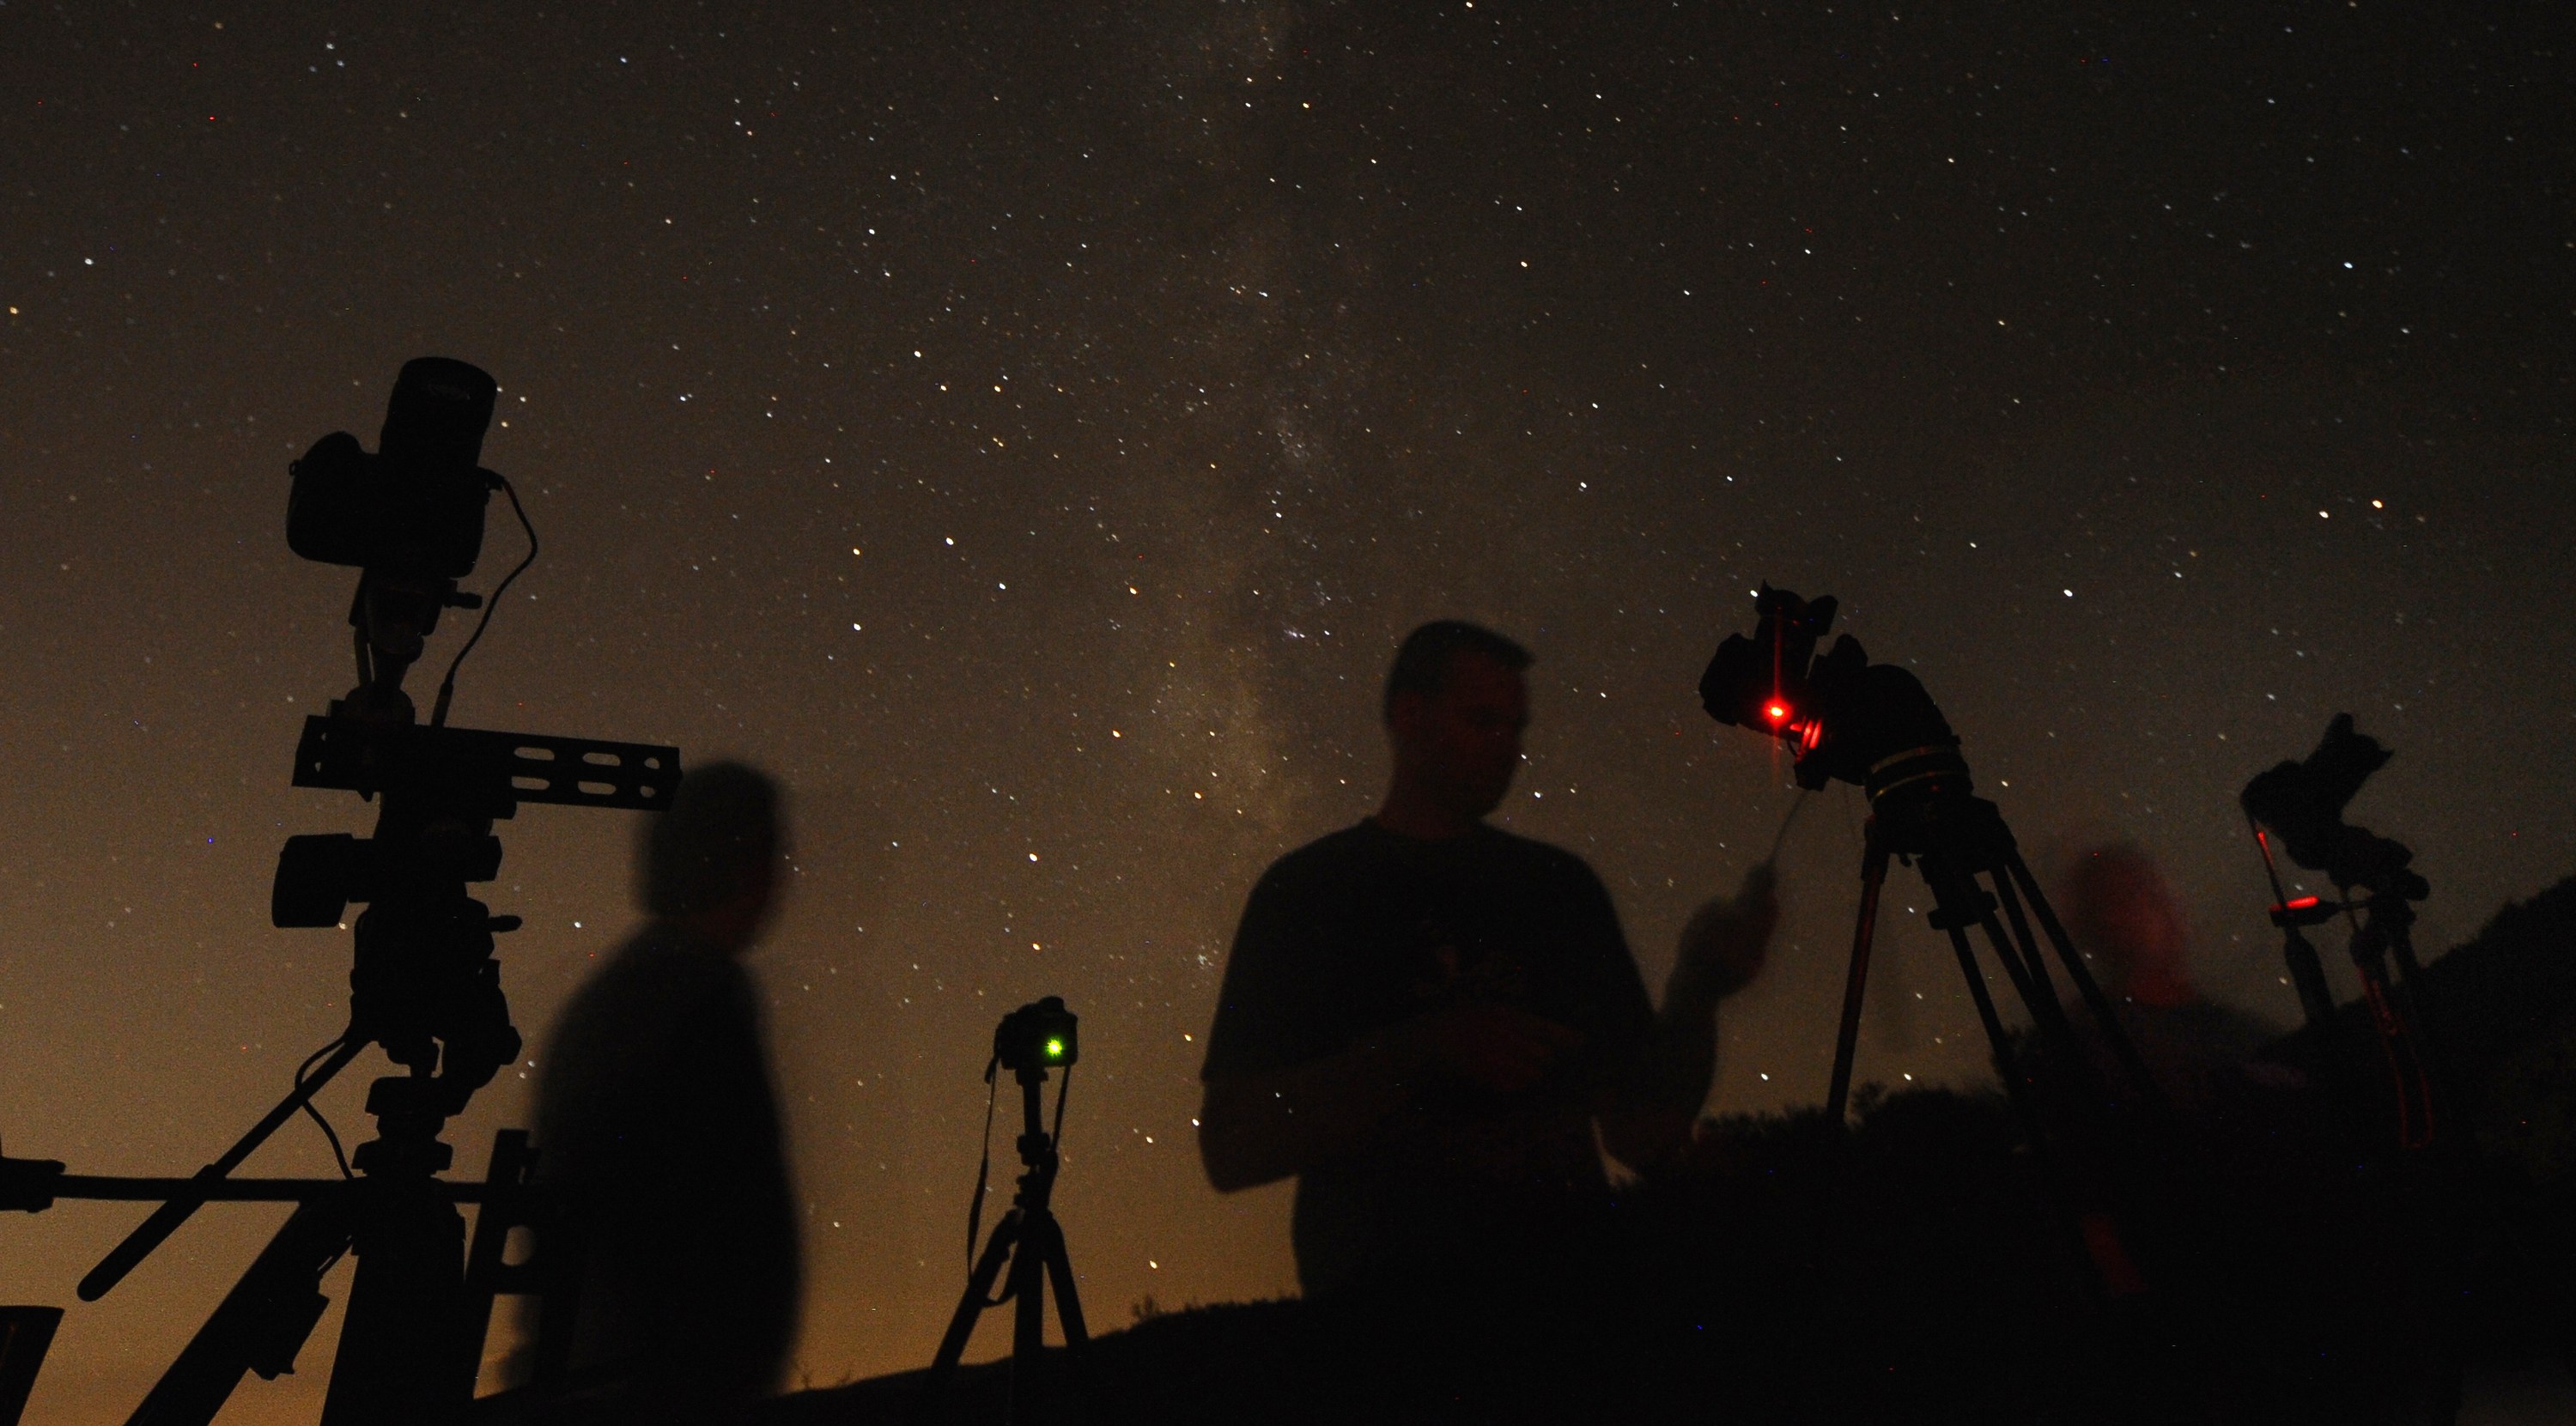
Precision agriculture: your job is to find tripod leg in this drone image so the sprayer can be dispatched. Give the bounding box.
[1920,857,2086,1100]
[2005,851,2167,1114]
[458,1130,533,1388]
[2352,955,2435,1150]
[82,1036,367,1304]
[1986,872,2069,1019]
[128,1192,354,1426]
[1975,881,2090,1062]
[1008,1224,1049,1426]
[1033,1213,1089,1347]
[930,1208,1025,1387]
[1969,896,2043,1010]
[1827,828,1893,1124]
[2372,904,2447,1141]
[1935,913,2046,1159]
[1031,1214,1090,1426]
[1935,912,2136,1296]
[319,1180,473,1426]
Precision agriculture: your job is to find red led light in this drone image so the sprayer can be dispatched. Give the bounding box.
[1765,701,1790,723]
[2283,895,2320,910]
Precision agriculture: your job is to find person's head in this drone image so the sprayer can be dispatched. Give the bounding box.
[640,760,787,953]
[2062,840,2193,1007]
[1382,621,1532,822]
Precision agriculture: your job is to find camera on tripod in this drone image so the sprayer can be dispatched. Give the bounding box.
[929,997,1091,1415]
[2241,713,2428,904]
[1693,583,2170,1286]
[993,996,1078,1076]
[2239,713,2439,1146]
[288,356,499,581]
[1698,584,1960,799]
[287,355,528,728]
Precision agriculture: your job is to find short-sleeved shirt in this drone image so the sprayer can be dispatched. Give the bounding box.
[1201,818,1655,1296]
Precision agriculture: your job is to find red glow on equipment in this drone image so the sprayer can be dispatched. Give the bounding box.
[2283,895,2320,910]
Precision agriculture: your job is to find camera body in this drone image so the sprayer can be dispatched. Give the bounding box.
[287,357,498,582]
[993,997,1078,1075]
[1699,585,1959,794]
[2240,713,2427,901]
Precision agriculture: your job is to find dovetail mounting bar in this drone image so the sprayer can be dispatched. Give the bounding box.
[290,715,680,814]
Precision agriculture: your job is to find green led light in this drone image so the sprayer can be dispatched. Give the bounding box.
[1046,1039,1065,1059]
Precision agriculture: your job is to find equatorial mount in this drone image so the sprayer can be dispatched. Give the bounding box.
[2,360,679,1426]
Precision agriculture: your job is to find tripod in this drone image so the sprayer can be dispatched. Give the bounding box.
[927,1062,1089,1426]
[37,712,667,1426]
[2240,713,2445,1150]
[1820,751,2174,1308]
[21,1126,556,1426]
[1826,753,2161,1130]
[2250,816,2441,1151]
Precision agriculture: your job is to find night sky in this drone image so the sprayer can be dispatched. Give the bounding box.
[3,3,2570,1421]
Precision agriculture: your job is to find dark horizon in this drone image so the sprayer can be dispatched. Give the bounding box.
[2,3,2570,1420]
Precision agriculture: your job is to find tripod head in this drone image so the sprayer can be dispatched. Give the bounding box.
[272,718,676,1130]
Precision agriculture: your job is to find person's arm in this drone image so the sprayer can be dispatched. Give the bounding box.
[1199,1002,1584,1192]
[1600,865,1777,1170]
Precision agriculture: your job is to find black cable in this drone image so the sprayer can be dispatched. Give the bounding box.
[1765,789,1812,867]
[292,1035,343,1085]
[430,474,539,728]
[293,1034,355,1180]
[301,1104,352,1180]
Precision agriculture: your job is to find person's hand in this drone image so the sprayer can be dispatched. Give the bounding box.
[1674,863,1780,1003]
[1396,1002,1586,1094]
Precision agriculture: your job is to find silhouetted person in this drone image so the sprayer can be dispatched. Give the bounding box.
[527,761,800,1423]
[1196,621,1777,1303]
[2061,840,2283,1117]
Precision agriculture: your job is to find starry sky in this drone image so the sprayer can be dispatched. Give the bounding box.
[2,3,2570,1421]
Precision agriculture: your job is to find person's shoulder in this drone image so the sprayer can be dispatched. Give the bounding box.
[1253,821,1382,889]
[542,926,753,1083]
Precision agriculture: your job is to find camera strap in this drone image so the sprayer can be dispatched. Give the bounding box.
[965,1056,999,1269]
